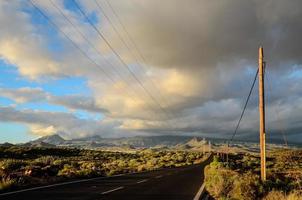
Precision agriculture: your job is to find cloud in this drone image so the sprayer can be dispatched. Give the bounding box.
[109,0,302,70]
[29,124,57,136]
[0,106,120,139]
[0,87,46,103]
[1,0,302,142]
[0,1,61,79]
[0,87,107,114]
[49,95,108,113]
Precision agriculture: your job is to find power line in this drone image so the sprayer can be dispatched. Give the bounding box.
[95,0,176,118]
[48,0,161,121]
[104,0,151,68]
[28,0,114,84]
[29,0,161,123]
[71,0,173,125]
[230,68,259,143]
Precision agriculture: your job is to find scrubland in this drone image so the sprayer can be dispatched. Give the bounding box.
[205,149,302,200]
[0,146,206,192]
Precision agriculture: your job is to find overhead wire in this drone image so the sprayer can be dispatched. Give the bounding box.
[28,0,114,84]
[94,0,178,119]
[29,0,161,123]
[47,0,162,121]
[229,68,259,143]
[71,0,173,125]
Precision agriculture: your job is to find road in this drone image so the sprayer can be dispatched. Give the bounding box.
[0,156,212,200]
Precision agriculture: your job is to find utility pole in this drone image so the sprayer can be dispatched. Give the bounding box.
[259,46,266,181]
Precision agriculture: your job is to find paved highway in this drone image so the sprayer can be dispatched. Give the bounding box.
[0,156,212,200]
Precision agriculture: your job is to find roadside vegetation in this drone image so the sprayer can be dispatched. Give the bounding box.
[0,146,207,192]
[205,149,302,200]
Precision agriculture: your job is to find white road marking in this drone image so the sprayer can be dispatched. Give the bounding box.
[193,182,205,200]
[0,166,175,196]
[0,173,126,196]
[155,175,163,179]
[101,186,124,194]
[137,179,148,184]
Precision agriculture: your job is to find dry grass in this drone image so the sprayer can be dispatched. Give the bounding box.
[264,190,302,200]
[0,177,15,190]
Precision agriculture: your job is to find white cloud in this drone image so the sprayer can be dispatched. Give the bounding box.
[29,124,57,136]
[0,87,107,114]
[0,0,302,142]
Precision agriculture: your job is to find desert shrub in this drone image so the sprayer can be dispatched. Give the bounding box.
[0,147,208,190]
[52,159,68,168]
[137,164,146,172]
[0,159,26,173]
[33,156,55,167]
[205,160,237,199]
[42,165,60,176]
[264,190,302,200]
[210,156,223,168]
[231,172,260,200]
[0,177,16,190]
[24,165,43,177]
[58,164,78,177]
[264,190,285,200]
[76,168,97,177]
[287,191,302,200]
[106,168,119,176]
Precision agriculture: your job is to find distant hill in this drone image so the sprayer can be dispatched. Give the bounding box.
[186,137,207,147]
[23,141,56,148]
[174,137,209,150]
[0,142,15,147]
[29,134,218,149]
[104,135,196,147]
[34,134,66,145]
[72,135,103,142]
[28,134,292,150]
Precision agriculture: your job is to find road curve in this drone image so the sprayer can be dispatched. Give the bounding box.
[0,155,212,200]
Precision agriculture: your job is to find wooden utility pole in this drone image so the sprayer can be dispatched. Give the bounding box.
[258,46,266,181]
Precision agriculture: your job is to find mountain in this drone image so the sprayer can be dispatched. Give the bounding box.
[21,141,56,148]
[29,134,251,149]
[104,135,195,147]
[34,134,65,145]
[25,134,293,151]
[72,135,103,142]
[174,137,208,150]
[186,137,207,148]
[0,142,14,147]
[30,135,218,149]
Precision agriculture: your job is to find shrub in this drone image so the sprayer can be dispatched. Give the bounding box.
[287,191,302,200]
[33,156,55,167]
[231,172,260,200]
[0,177,16,190]
[263,190,302,200]
[264,190,285,200]
[58,164,78,177]
[205,163,237,199]
[0,159,26,173]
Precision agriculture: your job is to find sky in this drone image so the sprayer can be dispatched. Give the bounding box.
[1,0,302,144]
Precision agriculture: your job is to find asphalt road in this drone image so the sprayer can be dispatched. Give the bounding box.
[0,156,212,200]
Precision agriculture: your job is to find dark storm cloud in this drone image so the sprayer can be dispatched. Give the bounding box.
[117,0,302,71]
[1,0,302,142]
